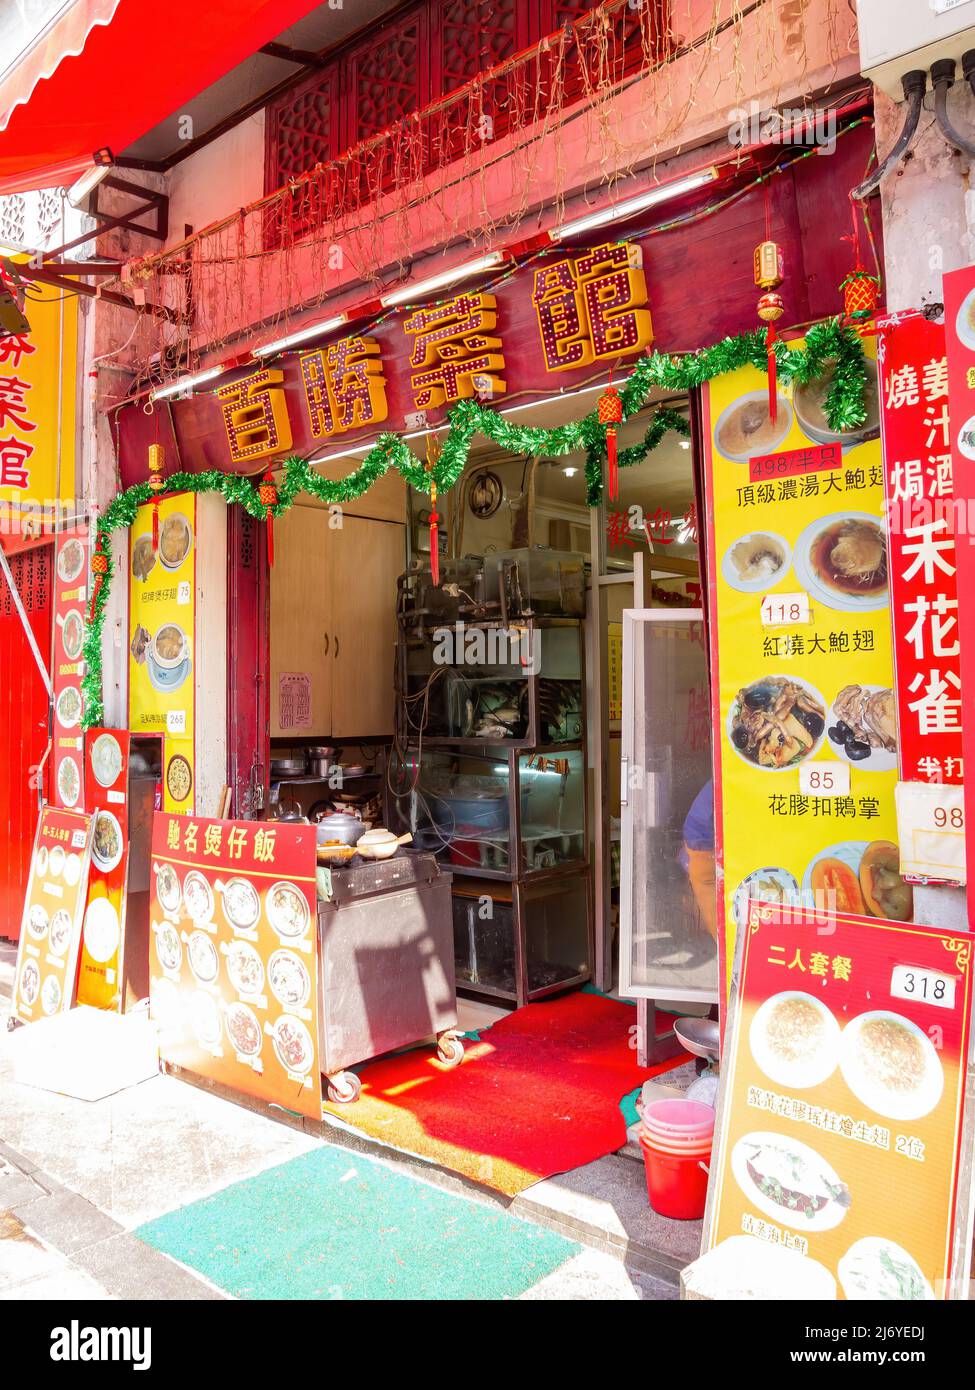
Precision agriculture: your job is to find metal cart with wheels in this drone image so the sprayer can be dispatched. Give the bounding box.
[317,852,461,1103]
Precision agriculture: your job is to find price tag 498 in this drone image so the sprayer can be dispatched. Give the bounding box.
[799,762,851,797]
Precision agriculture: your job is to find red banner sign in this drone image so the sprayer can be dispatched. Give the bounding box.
[877,311,961,789]
[940,269,975,891]
[150,812,322,1119]
[707,901,973,1298]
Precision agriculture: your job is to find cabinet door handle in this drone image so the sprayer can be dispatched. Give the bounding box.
[323,632,329,656]
[333,634,340,659]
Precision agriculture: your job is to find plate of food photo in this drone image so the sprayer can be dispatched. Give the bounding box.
[727,675,827,771]
[794,512,888,612]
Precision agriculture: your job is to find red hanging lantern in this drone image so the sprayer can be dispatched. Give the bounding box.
[89,537,109,622]
[841,268,881,323]
[754,239,784,425]
[597,385,624,501]
[258,468,278,566]
[148,443,165,553]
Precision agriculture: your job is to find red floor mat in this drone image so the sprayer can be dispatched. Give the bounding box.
[322,992,683,1196]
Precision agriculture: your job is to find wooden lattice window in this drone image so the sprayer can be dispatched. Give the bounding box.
[265,0,672,198]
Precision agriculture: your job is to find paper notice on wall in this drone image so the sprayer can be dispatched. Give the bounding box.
[278,672,312,730]
[895,780,966,884]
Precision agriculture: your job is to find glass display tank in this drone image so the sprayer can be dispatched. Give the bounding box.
[389,745,587,880]
[397,619,584,748]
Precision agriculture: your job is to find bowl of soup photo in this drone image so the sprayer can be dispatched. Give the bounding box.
[150,623,188,671]
[714,390,792,462]
[158,513,192,571]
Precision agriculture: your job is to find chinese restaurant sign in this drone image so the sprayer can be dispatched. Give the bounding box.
[0,273,78,531]
[77,730,131,1011]
[12,807,93,1023]
[706,902,973,1299]
[940,266,975,893]
[703,342,902,997]
[113,242,654,483]
[878,312,961,789]
[51,527,89,811]
[128,494,196,814]
[150,813,322,1120]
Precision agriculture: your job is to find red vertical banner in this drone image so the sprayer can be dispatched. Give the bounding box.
[941,270,975,892]
[78,730,131,1011]
[878,311,961,789]
[51,527,89,811]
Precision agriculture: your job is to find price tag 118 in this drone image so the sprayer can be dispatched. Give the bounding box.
[799,762,851,797]
[760,591,811,626]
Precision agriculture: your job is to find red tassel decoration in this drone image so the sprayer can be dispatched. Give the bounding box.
[597,385,624,502]
[89,538,108,622]
[429,482,440,587]
[766,325,778,425]
[258,469,278,567]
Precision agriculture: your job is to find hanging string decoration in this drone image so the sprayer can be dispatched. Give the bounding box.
[147,443,165,552]
[80,318,868,728]
[754,236,785,424]
[841,198,882,325]
[258,468,279,566]
[597,384,624,500]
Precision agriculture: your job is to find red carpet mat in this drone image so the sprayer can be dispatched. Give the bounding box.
[322,992,683,1196]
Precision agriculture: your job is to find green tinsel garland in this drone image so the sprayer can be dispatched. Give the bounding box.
[80,318,867,728]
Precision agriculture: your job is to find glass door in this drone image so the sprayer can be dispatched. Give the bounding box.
[619,608,718,1004]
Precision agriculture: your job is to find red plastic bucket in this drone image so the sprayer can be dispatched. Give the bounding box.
[640,1132,711,1219]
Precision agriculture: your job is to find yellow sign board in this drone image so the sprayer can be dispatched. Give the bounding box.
[0,271,78,533]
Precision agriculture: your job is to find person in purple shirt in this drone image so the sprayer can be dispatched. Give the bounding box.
[682,779,716,940]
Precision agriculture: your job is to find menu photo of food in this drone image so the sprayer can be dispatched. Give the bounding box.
[803,840,914,921]
[794,512,888,612]
[727,675,827,770]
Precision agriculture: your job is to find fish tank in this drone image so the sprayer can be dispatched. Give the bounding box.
[481,548,586,619]
[389,745,587,879]
[397,619,584,748]
[451,869,591,1003]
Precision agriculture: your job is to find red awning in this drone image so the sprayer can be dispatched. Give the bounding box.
[0,0,325,194]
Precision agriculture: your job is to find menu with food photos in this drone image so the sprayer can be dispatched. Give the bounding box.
[150,813,322,1119]
[706,901,972,1299]
[51,527,90,811]
[702,339,906,997]
[77,730,131,1011]
[13,807,94,1023]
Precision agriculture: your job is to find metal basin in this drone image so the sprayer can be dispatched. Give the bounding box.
[674,1016,720,1064]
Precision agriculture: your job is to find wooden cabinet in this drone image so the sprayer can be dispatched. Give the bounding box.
[270,505,403,738]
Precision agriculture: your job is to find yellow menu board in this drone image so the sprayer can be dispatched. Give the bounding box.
[128,494,196,813]
[703,343,903,993]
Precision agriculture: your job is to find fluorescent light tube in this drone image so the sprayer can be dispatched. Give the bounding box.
[150,366,223,402]
[380,252,508,308]
[67,163,112,209]
[253,313,348,356]
[550,168,718,241]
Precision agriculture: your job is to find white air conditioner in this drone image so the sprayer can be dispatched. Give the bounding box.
[857,0,975,98]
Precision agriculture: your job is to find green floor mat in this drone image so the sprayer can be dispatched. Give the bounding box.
[136,1146,579,1301]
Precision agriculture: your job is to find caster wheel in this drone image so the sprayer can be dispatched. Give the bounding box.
[437,1037,465,1068]
[327,1072,362,1104]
